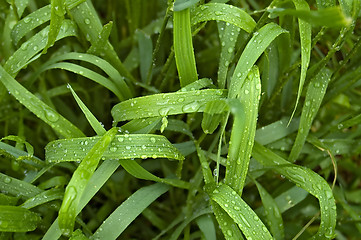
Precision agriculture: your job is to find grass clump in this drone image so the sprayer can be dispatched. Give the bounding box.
[0,0,361,239]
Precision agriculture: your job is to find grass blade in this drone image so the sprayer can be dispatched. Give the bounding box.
[0,65,84,138]
[92,183,169,240]
[58,127,117,236]
[43,0,65,53]
[0,206,41,232]
[111,89,227,122]
[174,8,198,87]
[289,68,332,162]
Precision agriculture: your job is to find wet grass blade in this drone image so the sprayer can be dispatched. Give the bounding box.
[228,23,288,98]
[192,3,256,33]
[174,8,198,87]
[43,0,65,53]
[210,184,273,239]
[111,89,227,122]
[289,68,332,162]
[252,142,336,239]
[289,0,312,124]
[91,183,169,240]
[0,65,84,138]
[0,206,41,232]
[58,127,117,236]
[45,134,184,162]
[225,66,261,196]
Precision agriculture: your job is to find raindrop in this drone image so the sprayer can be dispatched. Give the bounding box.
[3,177,11,183]
[110,147,117,152]
[244,89,249,95]
[44,109,59,122]
[24,17,31,23]
[33,45,39,51]
[84,18,91,24]
[182,101,201,112]
[150,137,156,143]
[178,97,185,102]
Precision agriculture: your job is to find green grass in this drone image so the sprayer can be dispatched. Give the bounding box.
[0,0,361,239]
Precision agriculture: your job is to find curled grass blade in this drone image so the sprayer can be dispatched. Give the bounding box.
[58,127,118,236]
[289,68,332,162]
[210,184,273,239]
[5,20,78,77]
[174,8,198,87]
[45,134,184,163]
[43,0,65,53]
[228,23,288,98]
[0,206,41,232]
[225,66,261,196]
[111,89,227,122]
[92,183,169,240]
[252,142,336,239]
[288,0,312,124]
[192,3,256,33]
[0,65,84,138]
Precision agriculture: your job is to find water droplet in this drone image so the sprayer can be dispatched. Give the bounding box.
[262,226,268,232]
[244,89,249,95]
[150,137,156,143]
[21,42,29,50]
[44,109,59,122]
[33,45,38,51]
[3,177,11,183]
[110,147,117,152]
[228,47,233,53]
[118,137,124,142]
[240,214,251,228]
[305,101,310,107]
[182,101,201,112]
[215,11,222,16]
[227,230,233,236]
[24,17,31,23]
[178,98,185,102]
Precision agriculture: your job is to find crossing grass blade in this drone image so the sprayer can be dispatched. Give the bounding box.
[195,215,217,240]
[91,183,169,240]
[252,142,336,239]
[111,89,227,122]
[0,65,84,138]
[20,188,63,209]
[289,68,332,162]
[58,127,117,236]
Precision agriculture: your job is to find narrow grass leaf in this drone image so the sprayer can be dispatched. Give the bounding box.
[225,66,260,196]
[0,65,84,138]
[43,62,124,100]
[253,142,336,239]
[174,0,200,11]
[14,0,29,18]
[195,215,216,240]
[0,206,41,232]
[202,99,228,134]
[45,134,184,162]
[11,5,51,45]
[119,159,190,189]
[111,89,226,122]
[58,127,117,236]
[210,184,273,239]
[229,23,288,98]
[20,188,63,209]
[192,3,256,33]
[174,8,198,87]
[5,20,78,77]
[254,180,284,240]
[87,21,113,56]
[92,183,169,240]
[136,30,153,83]
[0,193,18,205]
[43,0,65,53]
[289,0,312,124]
[289,68,331,162]
[68,84,106,136]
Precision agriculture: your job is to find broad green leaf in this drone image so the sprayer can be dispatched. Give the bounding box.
[58,127,117,236]
[92,183,169,240]
[0,206,41,232]
[192,3,256,33]
[229,23,288,98]
[174,8,198,87]
[289,68,332,162]
[210,184,273,239]
[252,142,336,239]
[111,89,227,122]
[0,65,84,138]
[225,66,261,196]
[45,134,184,162]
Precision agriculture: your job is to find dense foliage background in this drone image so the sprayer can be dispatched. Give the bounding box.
[0,0,361,239]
